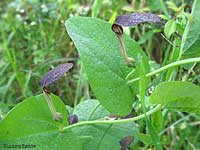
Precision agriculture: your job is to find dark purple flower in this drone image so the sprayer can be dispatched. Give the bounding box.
[114,13,161,27]
[119,136,133,150]
[39,63,73,88]
[68,114,78,125]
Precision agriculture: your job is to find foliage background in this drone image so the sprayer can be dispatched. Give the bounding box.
[0,0,200,149]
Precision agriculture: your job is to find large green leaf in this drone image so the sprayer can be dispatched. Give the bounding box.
[0,94,87,149]
[65,16,149,116]
[181,0,200,58]
[73,99,138,150]
[150,82,200,114]
[73,99,110,121]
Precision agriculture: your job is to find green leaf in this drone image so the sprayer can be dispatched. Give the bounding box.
[65,16,149,116]
[1,130,88,150]
[166,1,179,12]
[73,100,138,150]
[150,82,200,114]
[0,94,87,149]
[151,110,163,133]
[181,0,200,58]
[74,124,138,150]
[137,133,152,146]
[164,19,177,38]
[74,99,110,121]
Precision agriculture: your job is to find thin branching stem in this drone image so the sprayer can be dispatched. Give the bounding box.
[62,104,161,131]
[127,57,200,84]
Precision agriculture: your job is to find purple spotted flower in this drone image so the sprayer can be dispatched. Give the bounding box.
[112,13,161,34]
[39,63,73,88]
[114,13,161,27]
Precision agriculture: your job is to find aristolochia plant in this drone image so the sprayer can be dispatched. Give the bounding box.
[1,0,200,149]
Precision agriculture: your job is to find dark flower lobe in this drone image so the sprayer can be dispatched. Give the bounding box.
[114,13,161,27]
[68,114,78,125]
[39,63,73,87]
[119,136,133,150]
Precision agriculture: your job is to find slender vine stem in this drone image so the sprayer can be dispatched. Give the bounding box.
[127,57,200,84]
[62,104,161,131]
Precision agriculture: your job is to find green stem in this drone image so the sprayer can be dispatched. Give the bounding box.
[127,57,200,84]
[63,104,161,131]
[43,91,57,115]
[116,34,130,64]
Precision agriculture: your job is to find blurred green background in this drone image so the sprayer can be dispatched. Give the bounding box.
[1,0,200,149]
[0,0,171,116]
